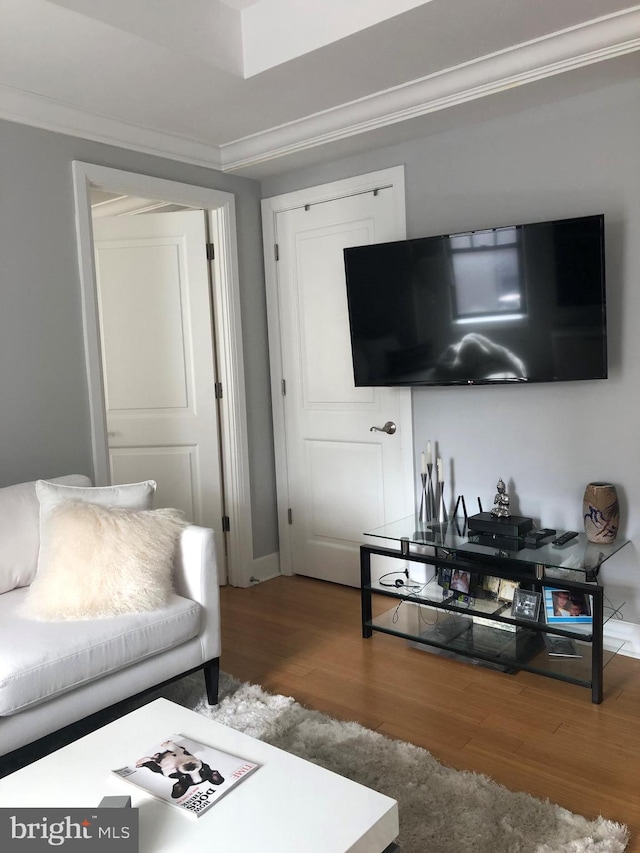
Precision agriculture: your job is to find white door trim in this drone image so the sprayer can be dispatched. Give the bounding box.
[72,161,253,587]
[261,166,406,576]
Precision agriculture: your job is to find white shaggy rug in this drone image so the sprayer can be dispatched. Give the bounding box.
[158,672,628,853]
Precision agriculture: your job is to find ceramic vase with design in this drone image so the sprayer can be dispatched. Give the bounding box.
[582,482,619,543]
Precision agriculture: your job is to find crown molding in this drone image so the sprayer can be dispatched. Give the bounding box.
[220,6,640,172]
[0,84,224,171]
[1,7,639,177]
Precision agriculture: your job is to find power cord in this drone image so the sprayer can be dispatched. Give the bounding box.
[387,571,439,626]
[604,593,624,620]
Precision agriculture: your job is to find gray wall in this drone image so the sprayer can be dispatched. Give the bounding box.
[262,78,640,621]
[0,119,278,558]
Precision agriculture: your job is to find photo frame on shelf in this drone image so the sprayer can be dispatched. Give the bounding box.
[543,588,592,625]
[511,589,542,622]
[438,567,477,605]
[497,578,519,603]
[481,575,502,597]
[437,567,451,588]
[451,569,478,605]
[450,569,474,596]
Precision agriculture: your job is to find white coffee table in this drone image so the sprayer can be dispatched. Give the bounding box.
[0,699,398,852]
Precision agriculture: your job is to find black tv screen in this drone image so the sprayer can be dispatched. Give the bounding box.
[343,214,607,387]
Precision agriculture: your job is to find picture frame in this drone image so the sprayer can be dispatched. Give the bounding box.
[450,568,473,596]
[481,575,501,596]
[437,567,451,588]
[543,588,592,625]
[511,588,542,622]
[439,568,477,605]
[497,578,519,603]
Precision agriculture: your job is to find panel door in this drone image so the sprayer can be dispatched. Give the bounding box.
[93,210,223,534]
[275,189,414,586]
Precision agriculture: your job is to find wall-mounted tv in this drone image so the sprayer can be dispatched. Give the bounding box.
[343,214,607,387]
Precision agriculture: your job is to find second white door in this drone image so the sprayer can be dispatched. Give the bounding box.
[93,209,224,541]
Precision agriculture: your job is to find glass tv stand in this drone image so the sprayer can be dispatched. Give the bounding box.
[361,517,630,703]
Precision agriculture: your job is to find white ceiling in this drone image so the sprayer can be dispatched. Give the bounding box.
[1,0,639,178]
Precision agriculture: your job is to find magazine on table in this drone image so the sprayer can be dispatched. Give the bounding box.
[112,733,259,819]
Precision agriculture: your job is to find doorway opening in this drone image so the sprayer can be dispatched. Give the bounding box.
[72,162,253,587]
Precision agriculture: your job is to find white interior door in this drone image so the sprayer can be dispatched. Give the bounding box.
[93,210,223,536]
[271,182,413,586]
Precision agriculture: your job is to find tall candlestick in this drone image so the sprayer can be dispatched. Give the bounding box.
[419,441,437,524]
[436,457,443,482]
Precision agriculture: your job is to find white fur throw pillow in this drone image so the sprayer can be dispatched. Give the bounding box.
[22,501,186,621]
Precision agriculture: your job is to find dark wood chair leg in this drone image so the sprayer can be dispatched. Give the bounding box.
[203,657,220,705]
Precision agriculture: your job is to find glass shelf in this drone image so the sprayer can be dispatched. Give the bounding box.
[364,515,630,579]
[360,516,629,703]
[370,602,624,688]
[366,575,624,639]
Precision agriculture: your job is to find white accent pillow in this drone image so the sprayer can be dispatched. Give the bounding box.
[0,474,92,595]
[22,501,186,621]
[36,479,157,575]
[36,479,157,517]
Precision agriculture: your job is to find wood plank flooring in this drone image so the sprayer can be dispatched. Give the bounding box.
[220,575,640,850]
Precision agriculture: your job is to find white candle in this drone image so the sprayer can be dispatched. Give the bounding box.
[437,457,443,481]
[421,451,426,474]
[426,441,432,465]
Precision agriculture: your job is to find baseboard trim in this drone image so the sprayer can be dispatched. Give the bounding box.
[604,618,640,660]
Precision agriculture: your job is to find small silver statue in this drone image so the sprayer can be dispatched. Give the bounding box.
[490,477,511,518]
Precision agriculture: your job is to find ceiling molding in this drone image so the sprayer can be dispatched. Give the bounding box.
[0,84,224,171]
[1,7,638,177]
[220,7,640,172]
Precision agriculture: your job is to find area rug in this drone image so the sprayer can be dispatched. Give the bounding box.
[158,672,628,853]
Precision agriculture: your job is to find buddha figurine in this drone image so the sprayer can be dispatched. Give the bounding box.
[490,478,511,518]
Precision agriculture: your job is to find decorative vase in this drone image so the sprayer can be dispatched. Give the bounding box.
[582,482,619,543]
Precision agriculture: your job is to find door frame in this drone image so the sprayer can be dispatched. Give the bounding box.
[261,166,407,576]
[72,161,253,587]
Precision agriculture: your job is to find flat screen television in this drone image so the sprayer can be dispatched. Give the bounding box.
[343,214,607,387]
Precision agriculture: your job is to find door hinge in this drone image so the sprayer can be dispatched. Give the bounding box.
[274,243,279,261]
[281,378,286,396]
[287,508,293,525]
[222,515,230,532]
[214,382,223,399]
[206,242,215,261]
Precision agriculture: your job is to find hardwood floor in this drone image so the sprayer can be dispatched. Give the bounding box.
[220,575,640,850]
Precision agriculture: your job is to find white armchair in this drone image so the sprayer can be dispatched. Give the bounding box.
[0,475,221,771]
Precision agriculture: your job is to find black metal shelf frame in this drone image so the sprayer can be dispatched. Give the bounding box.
[361,541,606,703]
